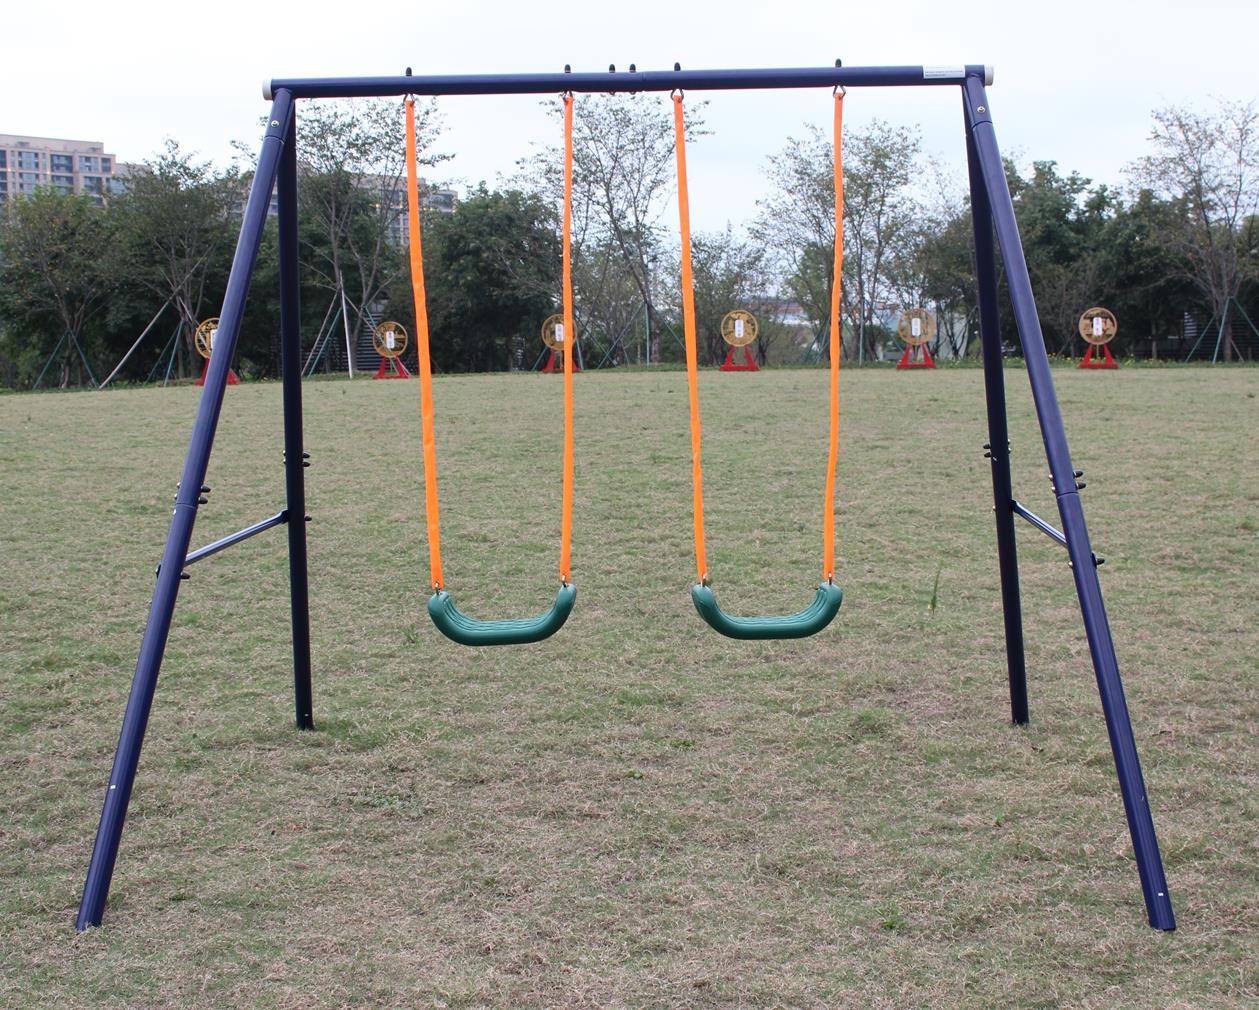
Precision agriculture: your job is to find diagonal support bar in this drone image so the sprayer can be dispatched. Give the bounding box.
[75,91,296,931]
[183,511,289,567]
[1011,501,1067,548]
[964,74,1175,931]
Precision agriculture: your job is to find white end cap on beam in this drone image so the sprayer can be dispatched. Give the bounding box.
[262,80,274,101]
[985,65,995,86]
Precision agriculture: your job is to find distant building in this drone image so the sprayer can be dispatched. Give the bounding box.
[0,134,124,206]
[1,131,458,236]
[365,177,458,242]
[424,187,457,214]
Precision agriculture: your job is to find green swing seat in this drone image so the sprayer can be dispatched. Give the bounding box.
[690,581,843,640]
[428,581,576,646]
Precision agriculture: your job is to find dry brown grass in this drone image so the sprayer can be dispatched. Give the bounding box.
[0,364,1255,1008]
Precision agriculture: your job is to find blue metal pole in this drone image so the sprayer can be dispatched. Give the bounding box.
[183,511,289,567]
[278,106,314,731]
[265,64,992,100]
[75,91,295,931]
[964,75,1175,930]
[966,111,1029,725]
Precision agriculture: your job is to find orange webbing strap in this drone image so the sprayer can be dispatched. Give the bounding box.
[822,90,844,583]
[673,93,708,586]
[559,95,575,585]
[405,97,444,591]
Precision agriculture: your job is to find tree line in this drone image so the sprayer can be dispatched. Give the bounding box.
[2,94,1256,389]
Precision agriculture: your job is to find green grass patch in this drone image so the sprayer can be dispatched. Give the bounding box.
[0,366,1256,1007]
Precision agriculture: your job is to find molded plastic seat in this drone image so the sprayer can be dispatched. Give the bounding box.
[691,581,842,640]
[428,582,576,646]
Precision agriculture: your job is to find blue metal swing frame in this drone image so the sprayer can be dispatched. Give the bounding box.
[75,63,1176,933]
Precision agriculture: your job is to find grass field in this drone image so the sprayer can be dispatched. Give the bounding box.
[1,365,1256,1008]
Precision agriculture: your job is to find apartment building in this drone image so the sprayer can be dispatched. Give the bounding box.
[352,172,457,238]
[0,134,123,205]
[1,133,458,221]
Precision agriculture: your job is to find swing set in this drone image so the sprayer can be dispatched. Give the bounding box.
[76,63,1176,935]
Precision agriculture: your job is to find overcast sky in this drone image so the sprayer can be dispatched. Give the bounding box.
[7,0,1257,234]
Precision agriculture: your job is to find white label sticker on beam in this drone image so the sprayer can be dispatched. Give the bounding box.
[923,65,966,79]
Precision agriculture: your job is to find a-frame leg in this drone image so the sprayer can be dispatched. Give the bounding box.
[966,119,1029,726]
[278,106,314,730]
[75,91,297,931]
[963,74,1175,931]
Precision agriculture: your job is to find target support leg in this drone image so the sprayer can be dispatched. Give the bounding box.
[197,360,239,386]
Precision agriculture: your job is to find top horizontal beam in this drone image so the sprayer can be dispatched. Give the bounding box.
[263,64,994,101]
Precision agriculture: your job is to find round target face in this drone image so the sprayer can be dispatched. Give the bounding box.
[194,317,220,360]
[897,308,937,347]
[541,313,577,351]
[372,321,409,359]
[1078,307,1117,346]
[720,310,759,347]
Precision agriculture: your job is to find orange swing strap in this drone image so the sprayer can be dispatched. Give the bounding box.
[405,97,444,591]
[823,89,844,582]
[675,90,845,640]
[559,94,576,586]
[404,97,577,647]
[672,93,709,586]
[673,90,844,587]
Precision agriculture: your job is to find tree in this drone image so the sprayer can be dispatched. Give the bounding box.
[1005,161,1106,355]
[521,94,706,364]
[754,119,923,361]
[296,98,447,368]
[669,227,782,365]
[113,141,239,379]
[570,235,652,366]
[843,121,923,360]
[887,173,977,360]
[395,185,561,372]
[1089,189,1196,356]
[752,128,835,350]
[1129,100,1259,360]
[0,189,118,387]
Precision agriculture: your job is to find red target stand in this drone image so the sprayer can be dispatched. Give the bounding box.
[719,309,760,371]
[896,308,936,369]
[372,320,412,379]
[1078,307,1118,369]
[194,317,240,386]
[540,313,582,373]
